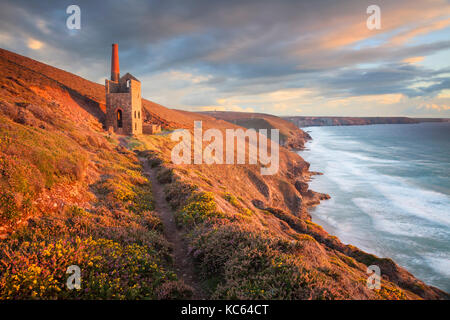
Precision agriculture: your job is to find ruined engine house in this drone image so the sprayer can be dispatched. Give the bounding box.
[105,44,142,135]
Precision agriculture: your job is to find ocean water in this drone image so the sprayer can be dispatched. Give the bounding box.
[299,122,450,293]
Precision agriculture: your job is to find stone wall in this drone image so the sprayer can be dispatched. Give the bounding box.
[106,92,132,134]
[129,79,142,135]
[105,76,142,135]
[143,124,161,134]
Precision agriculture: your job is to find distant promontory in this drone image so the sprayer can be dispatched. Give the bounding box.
[283,116,449,128]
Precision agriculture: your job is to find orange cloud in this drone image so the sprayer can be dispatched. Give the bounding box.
[389,17,450,45]
[312,1,450,51]
[419,103,450,111]
[324,94,404,108]
[27,38,43,50]
[402,56,425,64]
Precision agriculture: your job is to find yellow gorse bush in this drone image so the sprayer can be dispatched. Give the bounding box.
[0,141,191,299]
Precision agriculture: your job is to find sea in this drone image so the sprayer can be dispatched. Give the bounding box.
[299,122,450,293]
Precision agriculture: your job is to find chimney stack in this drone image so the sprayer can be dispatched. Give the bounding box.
[111,43,120,81]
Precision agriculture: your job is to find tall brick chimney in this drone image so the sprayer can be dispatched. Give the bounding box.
[111,43,120,81]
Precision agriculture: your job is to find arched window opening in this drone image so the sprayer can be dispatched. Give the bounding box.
[117,109,123,128]
[135,122,137,131]
[126,79,131,88]
[138,111,140,119]
[134,111,137,119]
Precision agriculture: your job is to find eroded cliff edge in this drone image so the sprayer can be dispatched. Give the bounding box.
[203,110,448,299]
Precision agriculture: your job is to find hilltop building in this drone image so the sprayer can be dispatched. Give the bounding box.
[105,44,142,135]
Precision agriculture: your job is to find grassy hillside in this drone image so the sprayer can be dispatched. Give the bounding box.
[131,137,448,299]
[0,50,191,299]
[0,48,447,300]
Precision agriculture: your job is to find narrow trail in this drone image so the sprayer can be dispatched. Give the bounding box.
[140,157,206,299]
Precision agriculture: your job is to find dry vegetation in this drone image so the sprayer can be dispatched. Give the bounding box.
[0,48,447,300]
[0,50,190,299]
[135,138,446,300]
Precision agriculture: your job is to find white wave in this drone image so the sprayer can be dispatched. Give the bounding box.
[352,197,449,239]
[424,254,450,278]
[302,125,450,292]
[339,151,400,165]
[375,183,450,228]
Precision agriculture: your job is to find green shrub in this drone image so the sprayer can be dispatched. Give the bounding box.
[376,285,408,300]
[223,192,253,216]
[189,224,328,299]
[223,192,239,207]
[130,183,154,214]
[214,247,316,299]
[0,237,191,299]
[175,192,222,226]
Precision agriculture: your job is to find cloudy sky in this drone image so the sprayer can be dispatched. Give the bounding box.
[1,0,449,117]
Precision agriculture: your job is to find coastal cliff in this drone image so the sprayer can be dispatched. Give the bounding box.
[283,116,448,127]
[200,111,311,150]
[0,48,447,300]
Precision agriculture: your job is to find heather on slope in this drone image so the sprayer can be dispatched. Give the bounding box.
[0,51,190,299]
[0,48,447,300]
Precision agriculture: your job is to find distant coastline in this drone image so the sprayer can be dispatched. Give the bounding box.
[283,116,450,128]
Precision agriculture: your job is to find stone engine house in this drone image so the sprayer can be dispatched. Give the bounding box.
[105,44,142,135]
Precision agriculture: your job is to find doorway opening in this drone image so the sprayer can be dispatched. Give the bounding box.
[117,109,123,128]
